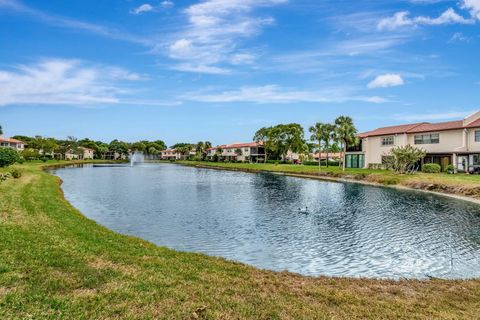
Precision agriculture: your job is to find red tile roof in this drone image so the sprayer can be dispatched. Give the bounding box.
[406,120,464,133]
[465,118,480,128]
[207,142,262,151]
[0,137,24,144]
[358,123,425,138]
[358,118,480,138]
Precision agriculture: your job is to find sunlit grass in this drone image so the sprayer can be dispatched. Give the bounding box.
[0,160,479,319]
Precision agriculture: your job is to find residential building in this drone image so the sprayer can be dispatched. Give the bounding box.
[0,136,25,151]
[346,111,480,171]
[207,142,265,162]
[160,149,180,160]
[104,151,127,160]
[313,152,341,162]
[64,147,95,160]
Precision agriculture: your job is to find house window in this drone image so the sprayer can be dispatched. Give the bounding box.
[475,130,480,142]
[381,136,394,146]
[473,154,480,165]
[414,133,439,144]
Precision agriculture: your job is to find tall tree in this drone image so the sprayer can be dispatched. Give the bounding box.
[253,127,272,163]
[176,145,193,160]
[270,124,305,160]
[109,140,129,158]
[310,123,336,168]
[0,125,3,136]
[309,123,324,168]
[334,116,358,171]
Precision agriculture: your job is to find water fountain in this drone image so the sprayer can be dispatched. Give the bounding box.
[129,151,145,166]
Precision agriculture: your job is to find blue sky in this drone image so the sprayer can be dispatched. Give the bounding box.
[1,0,479,145]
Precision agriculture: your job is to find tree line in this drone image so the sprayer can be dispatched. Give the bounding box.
[8,135,168,160]
[253,116,358,170]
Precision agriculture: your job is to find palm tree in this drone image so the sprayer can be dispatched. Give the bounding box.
[215,147,224,161]
[334,116,358,171]
[309,123,336,168]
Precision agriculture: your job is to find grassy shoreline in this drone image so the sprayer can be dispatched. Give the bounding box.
[174,161,480,201]
[1,161,480,319]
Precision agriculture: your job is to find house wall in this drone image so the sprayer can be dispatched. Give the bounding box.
[467,128,480,152]
[406,130,464,153]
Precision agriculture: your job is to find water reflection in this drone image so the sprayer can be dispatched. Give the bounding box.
[52,163,480,279]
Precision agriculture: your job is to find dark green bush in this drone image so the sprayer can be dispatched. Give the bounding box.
[303,160,340,167]
[0,148,20,167]
[10,168,22,179]
[422,163,441,173]
[445,164,455,173]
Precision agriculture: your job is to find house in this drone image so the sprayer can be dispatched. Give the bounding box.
[346,111,480,171]
[160,149,180,160]
[64,147,95,160]
[0,136,25,151]
[313,152,341,162]
[82,148,94,159]
[207,142,265,162]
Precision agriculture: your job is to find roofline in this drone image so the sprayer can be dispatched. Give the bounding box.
[358,121,480,138]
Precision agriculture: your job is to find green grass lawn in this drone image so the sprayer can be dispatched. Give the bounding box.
[1,161,480,319]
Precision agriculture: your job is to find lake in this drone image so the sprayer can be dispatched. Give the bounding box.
[52,163,480,279]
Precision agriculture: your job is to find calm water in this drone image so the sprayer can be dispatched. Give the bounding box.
[52,163,480,279]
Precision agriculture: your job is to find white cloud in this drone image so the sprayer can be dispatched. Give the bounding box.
[449,32,471,43]
[0,59,160,106]
[378,8,474,30]
[170,63,231,75]
[368,74,404,88]
[161,1,174,9]
[394,111,473,121]
[166,0,287,73]
[130,4,154,15]
[183,85,388,104]
[461,0,480,19]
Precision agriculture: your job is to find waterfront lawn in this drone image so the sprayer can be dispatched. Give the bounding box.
[1,161,480,319]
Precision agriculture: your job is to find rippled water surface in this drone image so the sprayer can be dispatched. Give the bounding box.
[52,163,480,279]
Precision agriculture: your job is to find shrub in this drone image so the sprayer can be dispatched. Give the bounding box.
[422,163,441,173]
[445,164,455,173]
[0,148,20,167]
[368,163,386,170]
[383,145,426,174]
[0,172,10,182]
[303,160,340,167]
[10,168,22,179]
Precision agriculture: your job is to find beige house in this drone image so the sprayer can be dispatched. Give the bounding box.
[65,147,95,160]
[346,111,480,171]
[160,149,181,160]
[207,142,265,162]
[0,136,25,151]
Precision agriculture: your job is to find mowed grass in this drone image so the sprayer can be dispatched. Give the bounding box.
[1,161,480,319]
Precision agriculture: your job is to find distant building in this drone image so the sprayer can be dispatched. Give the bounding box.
[207,142,265,162]
[312,152,341,161]
[64,147,95,160]
[160,149,180,160]
[159,149,196,160]
[0,136,25,151]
